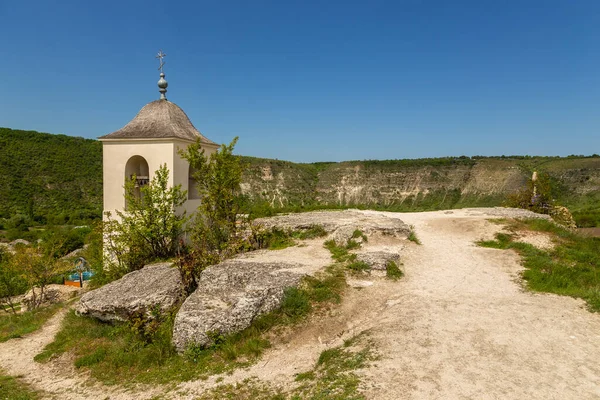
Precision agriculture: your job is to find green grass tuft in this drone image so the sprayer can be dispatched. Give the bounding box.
[351,229,368,242]
[347,261,371,274]
[280,287,312,321]
[385,261,404,280]
[292,225,328,240]
[407,226,421,245]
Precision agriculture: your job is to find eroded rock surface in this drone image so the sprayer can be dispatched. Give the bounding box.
[172,260,303,352]
[255,209,411,243]
[76,262,183,322]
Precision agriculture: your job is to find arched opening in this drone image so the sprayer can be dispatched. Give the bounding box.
[188,164,201,200]
[125,156,150,207]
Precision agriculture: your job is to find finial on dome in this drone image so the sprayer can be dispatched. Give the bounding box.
[156,50,168,100]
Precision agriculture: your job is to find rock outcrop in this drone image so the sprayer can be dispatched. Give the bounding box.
[172,260,304,352]
[23,284,80,311]
[255,209,411,243]
[76,262,183,322]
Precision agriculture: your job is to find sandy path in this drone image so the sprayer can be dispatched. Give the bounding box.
[2,208,600,399]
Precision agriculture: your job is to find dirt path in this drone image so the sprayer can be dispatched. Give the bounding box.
[359,209,600,399]
[0,308,159,400]
[2,208,600,399]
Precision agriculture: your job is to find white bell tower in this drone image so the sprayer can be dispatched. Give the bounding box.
[99,51,218,220]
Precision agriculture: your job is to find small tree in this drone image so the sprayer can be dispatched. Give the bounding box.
[0,248,28,314]
[104,164,188,275]
[177,137,248,292]
[10,245,69,310]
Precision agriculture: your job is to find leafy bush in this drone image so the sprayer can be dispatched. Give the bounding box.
[104,164,188,275]
[177,138,250,293]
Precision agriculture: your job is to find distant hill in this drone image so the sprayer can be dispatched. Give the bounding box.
[0,127,598,228]
[0,127,102,224]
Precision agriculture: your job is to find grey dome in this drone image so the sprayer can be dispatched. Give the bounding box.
[100,100,215,143]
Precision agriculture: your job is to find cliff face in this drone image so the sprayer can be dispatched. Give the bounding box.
[241,156,600,212]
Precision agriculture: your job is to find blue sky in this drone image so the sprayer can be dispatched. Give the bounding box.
[1,0,599,162]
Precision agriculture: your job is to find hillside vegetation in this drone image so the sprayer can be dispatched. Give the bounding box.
[1,127,599,230]
[0,128,102,226]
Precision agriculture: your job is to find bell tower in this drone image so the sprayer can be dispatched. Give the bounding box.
[98,51,219,219]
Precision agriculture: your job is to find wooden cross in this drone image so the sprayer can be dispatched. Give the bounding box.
[156,50,166,72]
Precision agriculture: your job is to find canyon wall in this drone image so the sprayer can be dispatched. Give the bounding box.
[241,156,600,212]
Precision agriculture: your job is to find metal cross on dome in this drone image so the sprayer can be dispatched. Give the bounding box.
[156,50,166,72]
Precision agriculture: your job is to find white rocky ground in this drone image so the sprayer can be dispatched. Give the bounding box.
[1,208,599,399]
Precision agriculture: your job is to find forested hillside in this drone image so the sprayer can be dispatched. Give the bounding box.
[0,127,102,225]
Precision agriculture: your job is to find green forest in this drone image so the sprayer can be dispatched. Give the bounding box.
[0,127,102,229]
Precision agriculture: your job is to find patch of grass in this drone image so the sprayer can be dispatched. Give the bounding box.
[324,238,363,263]
[256,225,328,250]
[280,287,312,321]
[292,225,328,240]
[263,228,297,250]
[324,240,351,263]
[477,218,600,311]
[291,333,377,400]
[347,261,371,274]
[0,302,64,342]
[0,370,42,400]
[195,378,285,400]
[345,239,361,250]
[351,229,368,243]
[385,261,404,280]
[303,266,346,303]
[407,225,421,245]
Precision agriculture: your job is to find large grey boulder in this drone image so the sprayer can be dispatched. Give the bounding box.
[76,262,183,322]
[172,260,303,352]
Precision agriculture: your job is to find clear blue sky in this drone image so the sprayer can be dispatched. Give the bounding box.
[1,0,599,162]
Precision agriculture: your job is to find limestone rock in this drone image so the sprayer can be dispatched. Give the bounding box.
[76,262,183,322]
[255,210,410,244]
[172,260,303,352]
[356,251,400,270]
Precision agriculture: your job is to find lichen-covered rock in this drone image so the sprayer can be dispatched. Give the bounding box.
[172,260,303,352]
[356,251,400,270]
[76,262,183,322]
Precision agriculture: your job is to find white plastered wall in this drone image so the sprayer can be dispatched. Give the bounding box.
[101,138,218,220]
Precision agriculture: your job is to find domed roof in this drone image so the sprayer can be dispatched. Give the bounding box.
[99,99,216,144]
